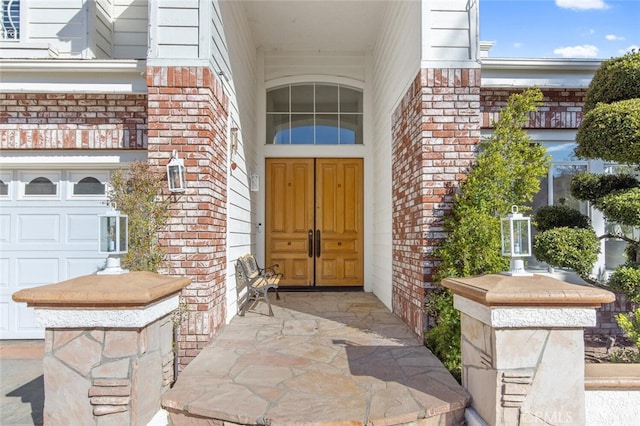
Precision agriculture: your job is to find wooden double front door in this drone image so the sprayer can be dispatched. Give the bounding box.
[266,158,363,287]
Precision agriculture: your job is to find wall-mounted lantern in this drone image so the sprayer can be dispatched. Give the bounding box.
[97,206,128,275]
[501,205,533,276]
[250,173,259,192]
[167,149,186,192]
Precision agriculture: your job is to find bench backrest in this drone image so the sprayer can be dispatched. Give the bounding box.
[240,255,261,280]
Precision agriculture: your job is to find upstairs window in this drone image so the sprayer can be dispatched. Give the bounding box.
[266,83,364,145]
[1,0,19,40]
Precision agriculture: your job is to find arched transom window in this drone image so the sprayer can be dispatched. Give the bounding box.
[266,83,363,145]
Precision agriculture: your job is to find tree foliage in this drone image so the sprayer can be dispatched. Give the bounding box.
[426,88,549,379]
[535,52,640,301]
[534,204,591,232]
[108,161,172,272]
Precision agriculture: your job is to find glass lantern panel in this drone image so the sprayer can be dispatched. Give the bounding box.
[501,219,512,256]
[513,218,531,256]
[100,216,118,253]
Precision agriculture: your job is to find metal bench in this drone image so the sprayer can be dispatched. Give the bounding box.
[235,254,281,316]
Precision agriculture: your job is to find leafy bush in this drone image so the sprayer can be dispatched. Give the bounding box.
[609,265,640,304]
[596,187,640,227]
[583,52,640,113]
[533,205,591,232]
[570,172,639,205]
[108,161,172,272]
[427,88,549,381]
[425,289,461,382]
[575,98,640,164]
[533,227,600,278]
[616,308,640,347]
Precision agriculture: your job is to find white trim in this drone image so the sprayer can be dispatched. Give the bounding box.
[34,294,179,328]
[480,58,600,89]
[454,295,597,328]
[0,150,147,169]
[0,59,147,93]
[19,171,60,200]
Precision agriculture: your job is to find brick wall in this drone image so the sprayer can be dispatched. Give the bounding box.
[0,93,147,149]
[391,68,481,337]
[146,66,229,368]
[481,88,587,129]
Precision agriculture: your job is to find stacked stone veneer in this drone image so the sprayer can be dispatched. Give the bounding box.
[146,66,229,369]
[0,93,147,149]
[391,68,481,336]
[43,316,174,425]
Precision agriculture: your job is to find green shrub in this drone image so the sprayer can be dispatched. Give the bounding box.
[609,265,640,304]
[570,172,639,205]
[425,289,461,382]
[615,308,640,347]
[533,205,590,232]
[596,187,640,227]
[583,52,640,113]
[533,227,600,278]
[575,98,640,164]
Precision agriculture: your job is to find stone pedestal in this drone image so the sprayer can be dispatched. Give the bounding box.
[13,271,190,426]
[443,274,615,426]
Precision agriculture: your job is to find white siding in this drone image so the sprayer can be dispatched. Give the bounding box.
[94,0,114,58]
[370,1,421,309]
[216,0,258,322]
[26,0,89,57]
[150,0,201,59]
[264,51,367,83]
[421,0,480,65]
[112,0,148,59]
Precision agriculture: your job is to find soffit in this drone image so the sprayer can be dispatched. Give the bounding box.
[239,0,389,52]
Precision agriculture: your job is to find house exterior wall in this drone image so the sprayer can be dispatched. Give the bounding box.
[146,66,229,368]
[392,68,481,336]
[0,93,147,149]
[370,0,422,308]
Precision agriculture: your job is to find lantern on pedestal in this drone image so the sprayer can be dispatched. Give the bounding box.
[97,207,128,275]
[501,205,533,276]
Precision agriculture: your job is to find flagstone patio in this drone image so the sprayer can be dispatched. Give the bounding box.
[163,292,469,425]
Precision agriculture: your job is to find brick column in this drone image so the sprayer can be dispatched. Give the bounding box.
[391,68,481,336]
[146,66,229,368]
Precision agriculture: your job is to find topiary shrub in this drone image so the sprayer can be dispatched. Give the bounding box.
[533,205,591,232]
[596,188,640,227]
[575,98,640,164]
[609,265,640,304]
[533,227,600,278]
[583,51,640,113]
[570,172,639,204]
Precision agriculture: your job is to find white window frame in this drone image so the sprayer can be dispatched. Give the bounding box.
[67,171,109,200]
[19,171,60,200]
[0,171,11,199]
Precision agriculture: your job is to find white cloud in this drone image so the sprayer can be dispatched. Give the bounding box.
[605,34,626,41]
[556,0,609,10]
[553,44,600,58]
[513,42,523,48]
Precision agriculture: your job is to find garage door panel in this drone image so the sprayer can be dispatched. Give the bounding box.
[0,258,8,288]
[67,214,99,243]
[18,215,60,243]
[0,302,8,333]
[0,214,9,242]
[17,258,60,287]
[67,257,104,277]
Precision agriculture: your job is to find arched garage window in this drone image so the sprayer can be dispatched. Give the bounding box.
[24,176,56,196]
[0,179,8,196]
[266,83,363,145]
[73,176,105,195]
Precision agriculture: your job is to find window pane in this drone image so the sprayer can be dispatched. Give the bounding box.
[267,114,290,144]
[267,86,289,113]
[340,86,363,113]
[339,114,363,144]
[1,0,20,40]
[291,85,314,113]
[25,177,56,195]
[290,114,314,144]
[546,142,579,162]
[74,177,105,195]
[552,165,587,214]
[315,84,339,113]
[0,179,7,196]
[316,115,339,144]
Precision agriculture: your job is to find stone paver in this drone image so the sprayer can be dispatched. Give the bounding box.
[164,292,469,425]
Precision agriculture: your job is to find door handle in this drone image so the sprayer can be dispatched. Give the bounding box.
[308,230,314,257]
[315,229,321,258]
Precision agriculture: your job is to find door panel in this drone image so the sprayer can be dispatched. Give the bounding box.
[266,158,363,287]
[266,159,314,286]
[315,158,363,286]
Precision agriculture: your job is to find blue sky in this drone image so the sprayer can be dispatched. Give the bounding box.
[480,0,640,59]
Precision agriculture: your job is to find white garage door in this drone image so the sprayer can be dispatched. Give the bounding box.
[0,169,113,339]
